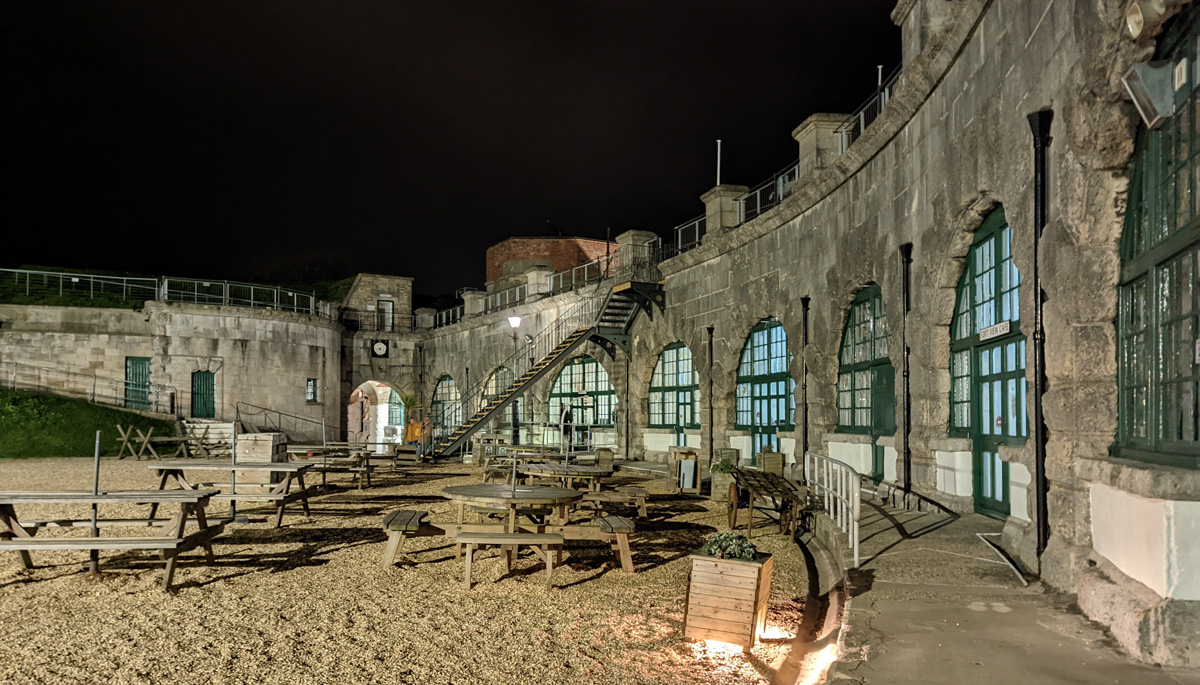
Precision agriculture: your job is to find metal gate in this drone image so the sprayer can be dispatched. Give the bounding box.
[124,357,151,410]
[191,370,215,418]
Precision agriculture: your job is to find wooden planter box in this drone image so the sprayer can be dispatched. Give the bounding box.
[684,552,773,650]
[710,471,734,502]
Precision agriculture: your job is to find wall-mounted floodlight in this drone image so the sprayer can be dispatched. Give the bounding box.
[507,316,521,328]
[1122,61,1176,128]
[1127,0,1166,39]
[524,333,534,344]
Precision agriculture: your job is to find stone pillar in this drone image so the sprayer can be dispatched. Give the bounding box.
[462,291,485,317]
[792,113,850,177]
[525,266,556,299]
[615,229,658,254]
[415,307,435,329]
[701,185,749,233]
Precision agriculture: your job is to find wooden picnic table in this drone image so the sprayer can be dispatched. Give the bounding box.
[0,489,225,590]
[518,464,613,493]
[442,484,582,533]
[148,461,314,528]
[728,468,807,538]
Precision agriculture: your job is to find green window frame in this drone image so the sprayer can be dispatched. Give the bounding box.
[836,285,890,432]
[1117,19,1200,467]
[649,342,700,429]
[735,317,795,455]
[430,375,461,440]
[950,210,1024,438]
[305,378,319,403]
[484,366,524,425]
[548,356,615,427]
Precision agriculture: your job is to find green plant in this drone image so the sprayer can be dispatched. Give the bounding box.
[700,531,758,561]
[710,459,736,474]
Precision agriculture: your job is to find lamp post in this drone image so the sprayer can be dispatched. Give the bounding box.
[507,316,521,491]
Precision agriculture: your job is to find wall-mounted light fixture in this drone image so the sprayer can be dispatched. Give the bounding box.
[1126,0,1187,40]
[507,316,521,329]
[1122,60,1176,128]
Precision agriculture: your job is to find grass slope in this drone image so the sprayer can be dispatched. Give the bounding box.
[0,388,176,458]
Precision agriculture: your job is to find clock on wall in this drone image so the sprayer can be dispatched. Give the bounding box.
[371,340,389,358]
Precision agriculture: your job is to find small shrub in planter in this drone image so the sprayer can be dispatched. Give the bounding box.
[709,460,736,502]
[684,532,774,650]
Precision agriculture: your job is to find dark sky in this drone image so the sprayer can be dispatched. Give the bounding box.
[2,2,900,297]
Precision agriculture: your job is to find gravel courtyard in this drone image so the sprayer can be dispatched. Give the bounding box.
[0,458,810,685]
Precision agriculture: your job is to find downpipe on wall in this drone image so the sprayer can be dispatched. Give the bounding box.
[707,326,715,467]
[900,243,913,495]
[800,298,810,481]
[1028,109,1053,560]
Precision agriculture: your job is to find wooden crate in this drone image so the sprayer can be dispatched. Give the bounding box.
[683,553,773,650]
[234,433,287,485]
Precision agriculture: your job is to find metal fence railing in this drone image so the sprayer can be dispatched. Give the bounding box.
[484,284,527,313]
[339,309,418,332]
[161,278,317,314]
[737,161,801,224]
[835,65,902,155]
[0,268,158,307]
[0,359,184,416]
[0,268,321,317]
[235,401,338,444]
[674,214,707,254]
[804,451,862,568]
[433,305,464,328]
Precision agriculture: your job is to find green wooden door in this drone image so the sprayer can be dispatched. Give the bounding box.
[871,364,896,484]
[971,338,1027,517]
[191,371,215,418]
[124,357,151,410]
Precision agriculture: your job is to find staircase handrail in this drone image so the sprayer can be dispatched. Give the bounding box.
[234,401,341,442]
[803,451,862,568]
[0,358,182,416]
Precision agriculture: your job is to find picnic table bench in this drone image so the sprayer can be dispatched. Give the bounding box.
[519,464,613,493]
[0,489,225,590]
[148,461,314,528]
[581,486,649,517]
[116,425,192,460]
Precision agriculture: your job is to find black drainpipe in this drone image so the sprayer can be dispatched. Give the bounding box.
[900,243,913,494]
[624,355,630,459]
[707,326,715,467]
[800,298,810,478]
[1028,109,1053,559]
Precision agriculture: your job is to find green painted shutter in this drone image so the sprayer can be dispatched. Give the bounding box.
[191,371,215,419]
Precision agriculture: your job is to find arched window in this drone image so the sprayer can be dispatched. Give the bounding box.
[483,366,523,431]
[649,342,700,446]
[548,356,615,428]
[836,285,892,433]
[430,375,461,440]
[735,317,794,455]
[950,208,1027,516]
[1117,19,1200,468]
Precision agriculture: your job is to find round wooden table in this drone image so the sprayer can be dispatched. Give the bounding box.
[442,484,583,532]
[518,464,613,492]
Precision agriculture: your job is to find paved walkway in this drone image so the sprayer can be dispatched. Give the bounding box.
[828,500,1200,684]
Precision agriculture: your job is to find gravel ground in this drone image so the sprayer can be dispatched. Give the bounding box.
[0,458,810,684]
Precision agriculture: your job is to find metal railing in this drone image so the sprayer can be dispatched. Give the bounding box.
[339,309,417,332]
[804,451,862,568]
[674,214,706,254]
[0,359,182,416]
[835,65,902,155]
[737,161,801,224]
[0,268,158,306]
[235,401,339,443]
[430,288,609,449]
[0,268,321,316]
[433,305,464,328]
[484,284,527,313]
[162,278,317,314]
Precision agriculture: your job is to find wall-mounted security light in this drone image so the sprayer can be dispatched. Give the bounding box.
[1127,0,1167,39]
[1122,60,1176,128]
[507,316,521,328]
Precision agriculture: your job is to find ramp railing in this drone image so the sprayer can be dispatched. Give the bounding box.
[803,451,862,567]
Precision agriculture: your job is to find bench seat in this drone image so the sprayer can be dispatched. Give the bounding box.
[456,532,564,589]
[582,490,648,517]
[380,510,430,567]
[0,537,184,551]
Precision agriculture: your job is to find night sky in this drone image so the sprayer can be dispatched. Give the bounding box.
[2,2,900,298]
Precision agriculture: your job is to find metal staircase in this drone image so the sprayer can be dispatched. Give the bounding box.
[430,241,666,457]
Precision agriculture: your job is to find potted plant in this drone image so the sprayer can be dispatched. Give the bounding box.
[709,459,736,502]
[683,532,774,650]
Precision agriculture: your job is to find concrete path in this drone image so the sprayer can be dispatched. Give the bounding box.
[829,500,1200,684]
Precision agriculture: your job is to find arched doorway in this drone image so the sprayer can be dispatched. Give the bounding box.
[835,284,895,483]
[483,366,522,441]
[548,355,615,449]
[348,380,406,453]
[430,375,462,442]
[649,342,700,447]
[950,208,1027,517]
[736,317,795,459]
